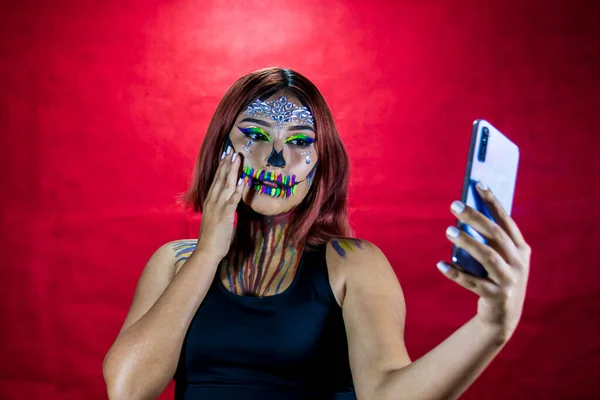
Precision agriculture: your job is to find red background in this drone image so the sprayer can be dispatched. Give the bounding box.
[1,0,599,399]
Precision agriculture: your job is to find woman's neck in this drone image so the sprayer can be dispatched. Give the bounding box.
[223,204,303,296]
[234,203,298,253]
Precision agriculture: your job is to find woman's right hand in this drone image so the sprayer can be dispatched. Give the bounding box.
[195,146,246,262]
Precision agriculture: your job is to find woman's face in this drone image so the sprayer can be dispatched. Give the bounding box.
[226,91,318,216]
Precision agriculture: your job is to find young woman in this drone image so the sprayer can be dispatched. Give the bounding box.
[102,68,531,400]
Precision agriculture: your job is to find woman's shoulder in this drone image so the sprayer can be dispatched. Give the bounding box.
[324,237,386,273]
[322,238,387,307]
[324,237,382,262]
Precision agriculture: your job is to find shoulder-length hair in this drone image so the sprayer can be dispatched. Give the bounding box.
[178,67,352,249]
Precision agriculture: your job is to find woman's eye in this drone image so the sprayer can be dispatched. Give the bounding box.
[238,126,270,141]
[288,139,311,147]
[286,135,314,148]
[249,132,269,141]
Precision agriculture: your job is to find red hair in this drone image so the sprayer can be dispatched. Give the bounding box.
[178,67,352,249]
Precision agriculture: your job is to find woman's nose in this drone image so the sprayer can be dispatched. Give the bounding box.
[266,147,286,167]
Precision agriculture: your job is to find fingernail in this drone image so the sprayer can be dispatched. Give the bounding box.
[237,177,243,186]
[451,200,465,213]
[437,261,450,273]
[227,146,232,154]
[232,152,237,162]
[446,226,460,238]
[476,181,488,191]
[221,151,226,160]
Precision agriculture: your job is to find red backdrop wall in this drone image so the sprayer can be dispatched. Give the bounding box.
[1,0,599,399]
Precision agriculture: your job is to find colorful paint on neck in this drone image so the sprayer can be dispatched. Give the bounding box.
[223,218,302,297]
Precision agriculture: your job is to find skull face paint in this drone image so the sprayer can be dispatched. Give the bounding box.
[240,165,318,199]
[226,92,318,216]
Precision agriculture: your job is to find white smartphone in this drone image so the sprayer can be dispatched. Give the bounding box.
[451,119,520,278]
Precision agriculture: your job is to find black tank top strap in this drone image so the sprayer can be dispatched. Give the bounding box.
[296,243,339,307]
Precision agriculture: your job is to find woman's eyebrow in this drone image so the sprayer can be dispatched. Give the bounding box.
[288,125,315,133]
[239,117,271,128]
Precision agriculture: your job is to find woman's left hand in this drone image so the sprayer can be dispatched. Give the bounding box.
[438,181,532,341]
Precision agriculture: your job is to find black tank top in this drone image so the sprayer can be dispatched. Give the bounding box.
[173,244,356,400]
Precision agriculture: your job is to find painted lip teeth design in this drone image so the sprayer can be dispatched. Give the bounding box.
[241,165,298,199]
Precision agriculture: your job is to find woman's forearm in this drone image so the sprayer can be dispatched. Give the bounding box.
[103,250,220,400]
[376,315,509,400]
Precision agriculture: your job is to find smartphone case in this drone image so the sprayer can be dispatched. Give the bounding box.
[451,119,520,278]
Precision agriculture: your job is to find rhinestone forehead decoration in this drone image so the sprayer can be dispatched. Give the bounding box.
[246,96,314,131]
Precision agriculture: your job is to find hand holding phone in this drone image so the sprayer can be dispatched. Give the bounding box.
[436,119,531,340]
[451,119,520,278]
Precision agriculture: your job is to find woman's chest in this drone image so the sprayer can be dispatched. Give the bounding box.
[217,256,346,307]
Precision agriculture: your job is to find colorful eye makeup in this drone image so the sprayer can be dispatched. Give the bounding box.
[237,126,315,148]
[285,134,315,147]
[238,126,271,142]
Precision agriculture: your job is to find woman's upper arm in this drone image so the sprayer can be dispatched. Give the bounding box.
[326,239,412,399]
[116,241,178,337]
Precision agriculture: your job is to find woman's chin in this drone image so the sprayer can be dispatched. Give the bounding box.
[241,191,300,216]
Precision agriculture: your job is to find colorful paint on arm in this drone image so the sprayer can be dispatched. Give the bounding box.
[171,240,198,265]
[330,238,366,258]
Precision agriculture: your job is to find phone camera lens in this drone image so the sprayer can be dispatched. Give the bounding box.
[478,127,490,162]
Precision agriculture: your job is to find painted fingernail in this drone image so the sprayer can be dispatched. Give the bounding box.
[227,146,232,155]
[446,226,460,238]
[476,181,488,191]
[232,152,237,162]
[237,177,243,186]
[451,200,465,213]
[437,261,450,273]
[221,151,226,160]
